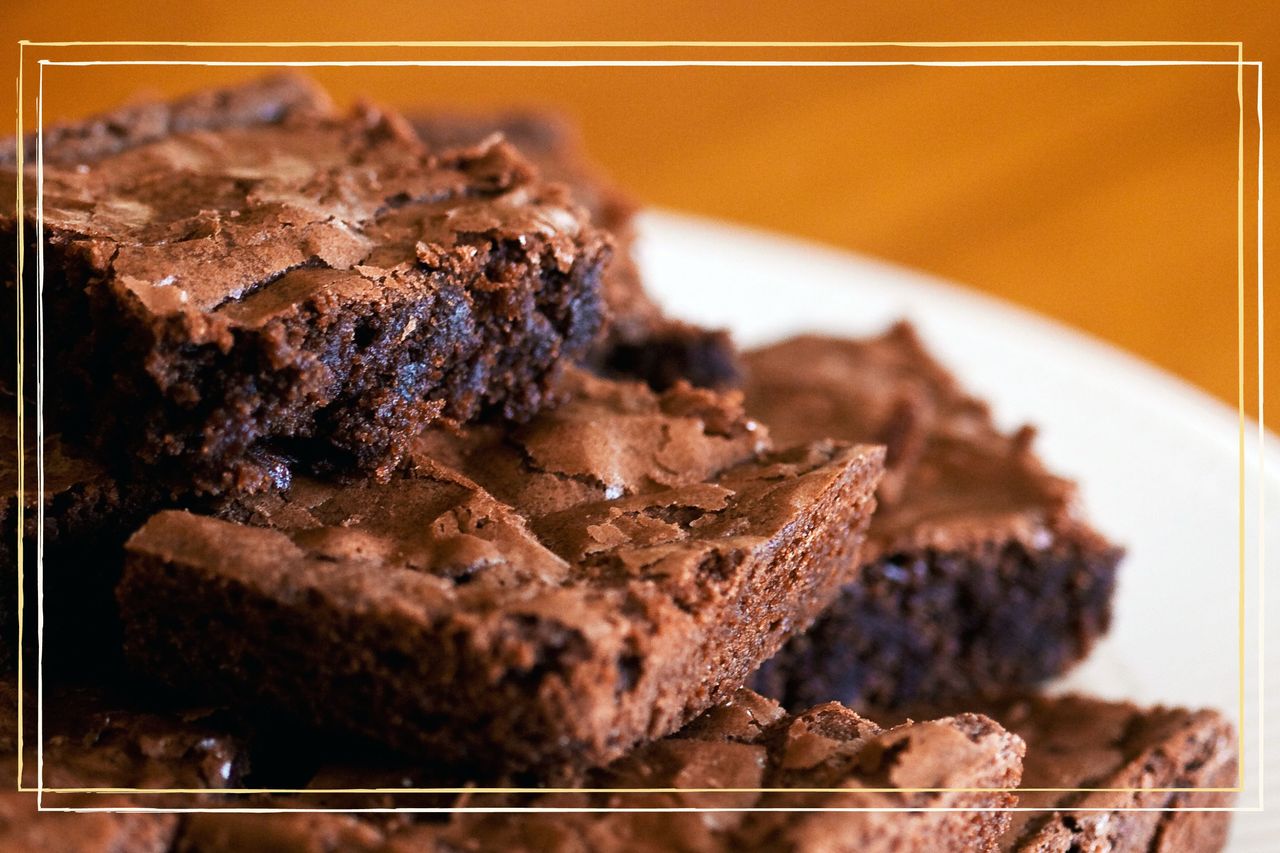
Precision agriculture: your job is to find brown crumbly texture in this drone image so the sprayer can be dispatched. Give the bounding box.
[174,689,1023,852]
[411,110,743,391]
[118,370,883,778]
[745,325,1123,712]
[1,75,611,495]
[994,695,1236,852]
[0,407,177,671]
[881,693,1237,853]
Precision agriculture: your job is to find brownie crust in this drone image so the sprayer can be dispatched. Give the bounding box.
[3,76,611,494]
[995,695,1237,853]
[744,326,1123,713]
[411,109,743,391]
[118,371,883,778]
[171,689,1023,853]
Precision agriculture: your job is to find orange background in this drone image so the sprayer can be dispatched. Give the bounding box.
[3,2,1273,423]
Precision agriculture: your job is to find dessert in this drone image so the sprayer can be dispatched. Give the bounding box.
[878,693,1237,852]
[176,689,1024,852]
[994,694,1236,852]
[117,370,884,777]
[1,75,611,494]
[746,325,1123,712]
[0,407,175,671]
[411,110,743,391]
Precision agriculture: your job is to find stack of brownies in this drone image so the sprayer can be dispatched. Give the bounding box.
[0,76,1237,851]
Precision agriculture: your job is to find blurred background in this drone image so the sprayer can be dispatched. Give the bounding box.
[3,1,1273,422]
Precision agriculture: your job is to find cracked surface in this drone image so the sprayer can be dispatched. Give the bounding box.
[170,689,1022,852]
[411,110,743,391]
[1,76,610,494]
[879,693,1237,853]
[745,325,1123,712]
[118,370,884,778]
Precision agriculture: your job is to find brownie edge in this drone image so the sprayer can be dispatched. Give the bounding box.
[4,76,612,495]
[118,373,884,779]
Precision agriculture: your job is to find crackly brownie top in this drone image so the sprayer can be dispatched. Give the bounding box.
[411,110,635,234]
[744,324,1084,556]
[599,687,1020,796]
[7,75,605,337]
[176,690,1021,851]
[410,109,671,344]
[169,369,879,602]
[130,371,880,687]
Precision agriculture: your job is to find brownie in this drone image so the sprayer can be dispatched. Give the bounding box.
[117,369,883,778]
[0,406,181,671]
[2,75,610,494]
[876,693,1237,852]
[746,325,1123,712]
[411,110,743,391]
[175,689,1023,852]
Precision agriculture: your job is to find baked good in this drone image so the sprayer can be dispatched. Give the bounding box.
[0,406,176,671]
[1,75,611,494]
[118,369,883,778]
[993,694,1236,852]
[411,110,743,391]
[878,693,1237,852]
[175,689,1023,852]
[745,325,1123,712]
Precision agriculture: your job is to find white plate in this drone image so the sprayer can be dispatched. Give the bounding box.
[636,210,1279,849]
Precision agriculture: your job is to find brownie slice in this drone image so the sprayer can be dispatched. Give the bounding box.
[117,370,883,778]
[2,75,610,494]
[0,407,177,671]
[174,689,1023,852]
[746,324,1124,712]
[411,109,743,391]
[876,693,1237,852]
[994,695,1236,852]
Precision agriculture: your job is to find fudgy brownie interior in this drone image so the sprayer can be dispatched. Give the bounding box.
[3,76,611,495]
[746,325,1123,712]
[411,109,743,391]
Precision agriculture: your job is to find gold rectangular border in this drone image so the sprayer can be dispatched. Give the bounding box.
[11,40,1265,813]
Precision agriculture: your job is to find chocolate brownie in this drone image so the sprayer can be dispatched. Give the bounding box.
[995,695,1236,852]
[878,693,1237,852]
[746,325,1123,712]
[175,689,1023,852]
[2,75,610,494]
[117,369,883,778]
[411,110,743,391]
[0,406,176,671]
